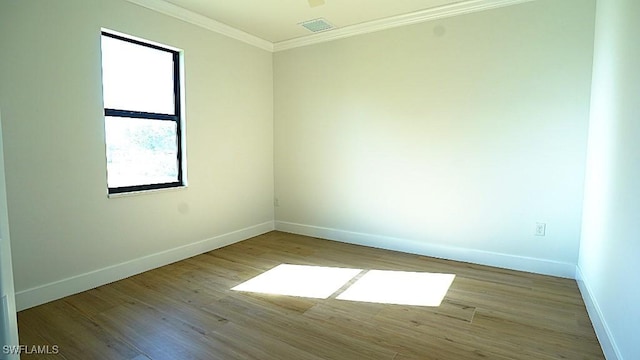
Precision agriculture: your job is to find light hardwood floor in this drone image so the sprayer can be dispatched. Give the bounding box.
[18,231,604,359]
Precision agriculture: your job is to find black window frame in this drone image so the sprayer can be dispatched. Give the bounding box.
[101,31,184,195]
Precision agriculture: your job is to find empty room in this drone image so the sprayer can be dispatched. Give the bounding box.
[0,0,638,359]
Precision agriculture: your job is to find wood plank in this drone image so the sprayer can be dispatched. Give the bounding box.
[18,300,142,360]
[17,231,605,360]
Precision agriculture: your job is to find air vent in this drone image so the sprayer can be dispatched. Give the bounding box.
[299,18,334,33]
[307,0,325,7]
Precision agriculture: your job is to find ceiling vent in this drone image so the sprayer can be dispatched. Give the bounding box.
[299,18,334,33]
[307,0,325,7]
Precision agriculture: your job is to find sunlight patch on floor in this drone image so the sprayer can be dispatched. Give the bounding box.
[231,264,362,299]
[232,264,456,306]
[337,270,455,306]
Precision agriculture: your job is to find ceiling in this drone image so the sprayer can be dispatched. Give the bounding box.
[128,0,533,51]
[161,0,468,43]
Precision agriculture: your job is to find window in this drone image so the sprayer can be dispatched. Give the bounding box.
[100,31,184,194]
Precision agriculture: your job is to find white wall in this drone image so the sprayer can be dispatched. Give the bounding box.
[274,0,595,277]
[578,0,640,359]
[0,0,274,310]
[0,111,19,358]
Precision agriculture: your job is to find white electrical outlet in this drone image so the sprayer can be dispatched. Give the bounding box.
[535,222,546,236]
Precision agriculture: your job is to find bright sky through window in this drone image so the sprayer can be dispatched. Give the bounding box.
[101,35,175,114]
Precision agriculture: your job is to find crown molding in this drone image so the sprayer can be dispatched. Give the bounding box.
[273,0,536,51]
[124,0,274,52]
[125,0,535,53]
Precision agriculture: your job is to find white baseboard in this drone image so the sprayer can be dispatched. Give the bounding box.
[576,266,623,360]
[275,221,576,279]
[15,221,275,311]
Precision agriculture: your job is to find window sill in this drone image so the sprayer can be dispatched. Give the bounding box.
[107,185,188,198]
